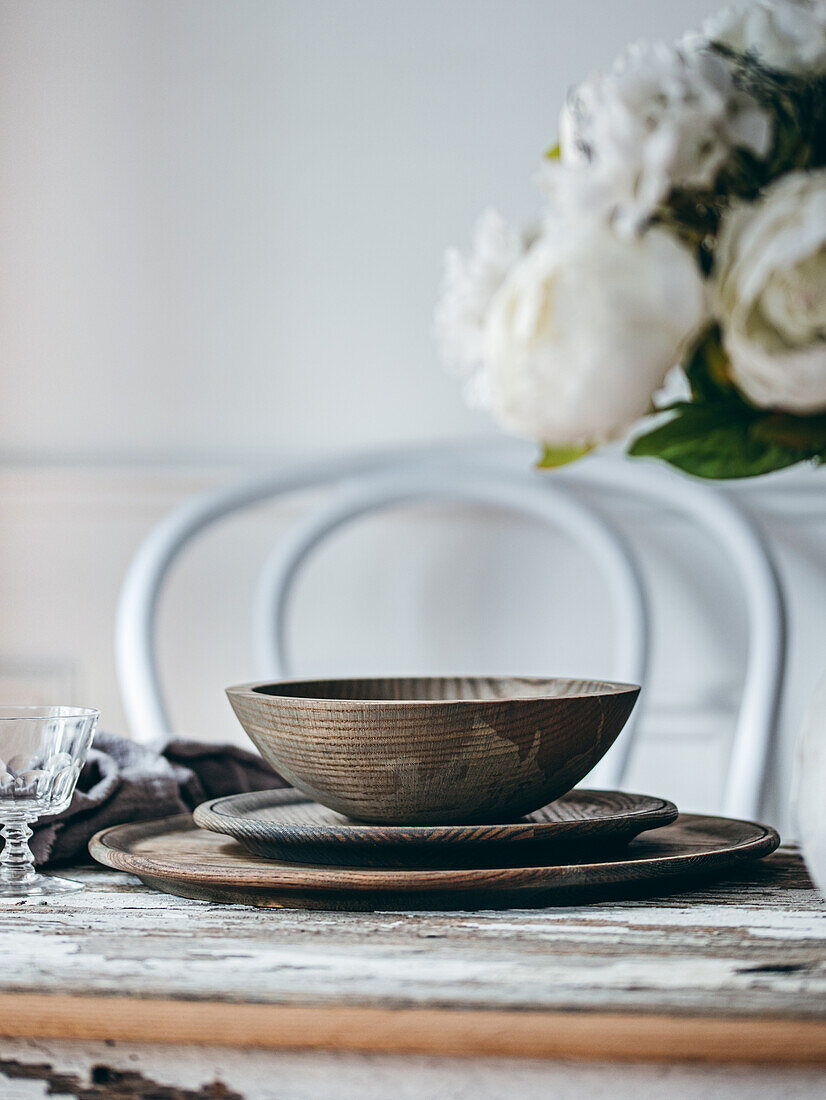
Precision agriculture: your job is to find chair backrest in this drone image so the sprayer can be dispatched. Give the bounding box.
[115,441,785,818]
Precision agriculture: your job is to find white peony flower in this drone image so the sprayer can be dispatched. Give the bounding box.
[435,209,524,407]
[482,219,707,447]
[537,161,628,234]
[548,40,771,231]
[714,168,826,412]
[703,0,826,76]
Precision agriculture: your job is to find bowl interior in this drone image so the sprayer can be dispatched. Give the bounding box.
[248,676,638,704]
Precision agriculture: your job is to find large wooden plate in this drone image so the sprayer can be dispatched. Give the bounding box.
[90,813,779,910]
[192,787,678,867]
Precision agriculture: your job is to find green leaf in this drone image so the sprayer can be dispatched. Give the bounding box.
[536,443,591,469]
[628,404,812,479]
[544,143,560,160]
[629,326,826,478]
[751,412,826,454]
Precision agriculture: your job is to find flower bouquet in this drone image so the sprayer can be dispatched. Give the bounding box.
[436,0,826,480]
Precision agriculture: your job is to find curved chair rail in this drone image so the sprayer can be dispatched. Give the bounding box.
[117,445,467,748]
[559,458,786,820]
[251,466,650,789]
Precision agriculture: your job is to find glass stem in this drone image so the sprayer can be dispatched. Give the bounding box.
[0,817,37,885]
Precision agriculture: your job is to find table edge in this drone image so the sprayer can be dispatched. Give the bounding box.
[0,994,824,1065]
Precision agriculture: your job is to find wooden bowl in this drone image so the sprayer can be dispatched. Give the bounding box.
[225,677,640,825]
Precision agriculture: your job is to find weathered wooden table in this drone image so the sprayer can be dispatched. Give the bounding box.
[0,845,824,1099]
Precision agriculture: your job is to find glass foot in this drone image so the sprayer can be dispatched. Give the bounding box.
[0,872,83,898]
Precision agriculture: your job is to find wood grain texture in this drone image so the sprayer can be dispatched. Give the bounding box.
[1,996,825,1064]
[89,812,779,909]
[192,787,678,867]
[0,847,823,1063]
[225,676,640,824]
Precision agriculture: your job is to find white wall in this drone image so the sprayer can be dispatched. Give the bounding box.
[1,0,723,462]
[0,2,824,832]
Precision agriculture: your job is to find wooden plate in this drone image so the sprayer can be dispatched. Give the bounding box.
[89,813,779,911]
[192,787,679,867]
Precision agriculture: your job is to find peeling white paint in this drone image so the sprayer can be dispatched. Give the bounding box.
[0,853,822,1020]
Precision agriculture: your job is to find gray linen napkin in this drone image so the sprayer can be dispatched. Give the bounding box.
[30,732,286,866]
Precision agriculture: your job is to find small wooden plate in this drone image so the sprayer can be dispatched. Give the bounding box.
[192,788,678,867]
[89,813,779,911]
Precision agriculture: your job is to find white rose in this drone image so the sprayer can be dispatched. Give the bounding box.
[482,220,707,447]
[435,209,524,407]
[551,40,771,231]
[703,0,826,76]
[714,169,826,413]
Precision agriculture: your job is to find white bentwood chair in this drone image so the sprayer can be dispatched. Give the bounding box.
[115,441,786,819]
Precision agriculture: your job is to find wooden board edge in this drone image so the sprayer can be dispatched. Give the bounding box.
[0,995,824,1065]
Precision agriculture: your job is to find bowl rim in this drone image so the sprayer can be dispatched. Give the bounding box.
[226,676,641,707]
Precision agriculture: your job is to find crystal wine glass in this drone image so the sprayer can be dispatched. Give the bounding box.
[0,706,99,897]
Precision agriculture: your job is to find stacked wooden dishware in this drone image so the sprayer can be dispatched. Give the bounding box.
[90,677,779,909]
